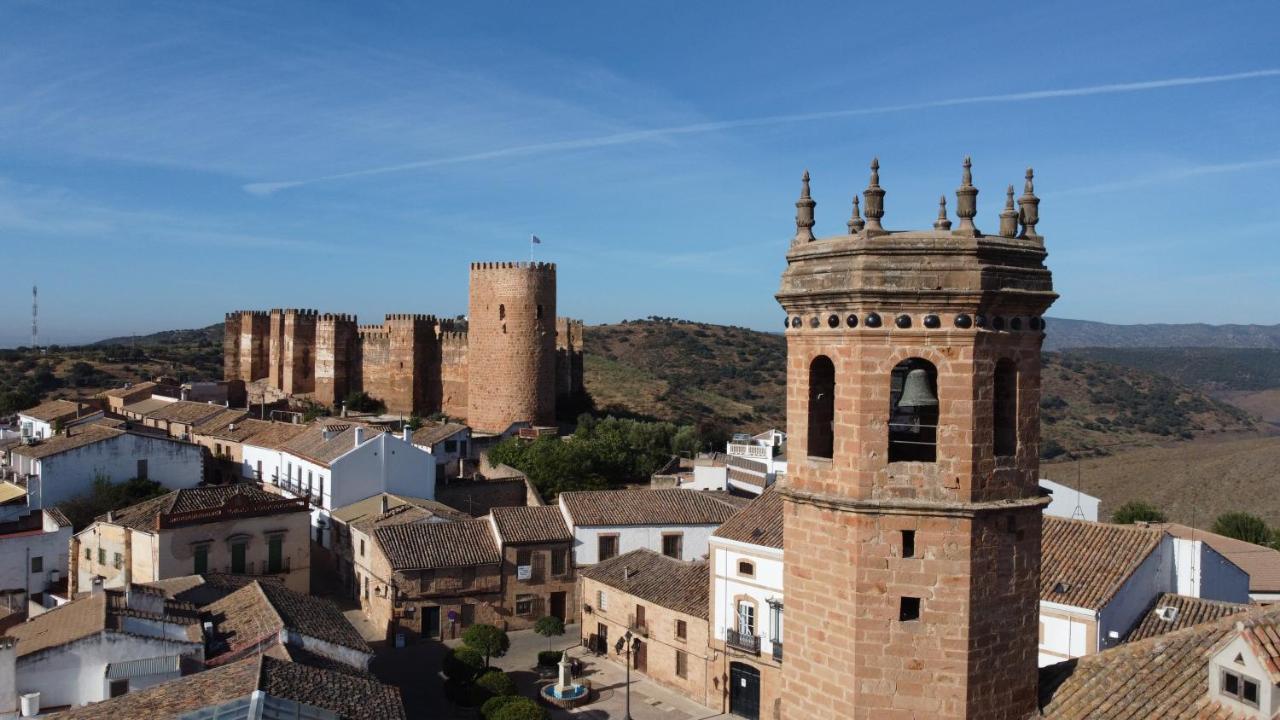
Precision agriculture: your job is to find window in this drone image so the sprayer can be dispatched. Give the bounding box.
[515,594,535,616]
[738,560,755,577]
[888,358,939,463]
[113,552,122,570]
[1222,669,1260,708]
[268,535,284,573]
[215,442,223,457]
[737,601,756,635]
[899,596,921,622]
[807,356,835,459]
[994,359,1018,457]
[136,459,148,480]
[551,548,568,576]
[30,556,42,574]
[634,604,646,631]
[662,534,683,559]
[444,440,456,453]
[901,530,916,558]
[85,547,91,561]
[598,535,619,562]
[537,304,544,320]
[359,538,365,557]
[109,679,129,698]
[675,649,688,678]
[676,619,687,641]
[98,548,106,565]
[769,601,784,643]
[231,542,247,574]
[499,304,506,320]
[597,590,608,611]
[194,545,209,575]
[517,549,533,581]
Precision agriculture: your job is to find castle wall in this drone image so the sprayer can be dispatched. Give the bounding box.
[223,313,242,382]
[231,311,270,383]
[467,262,557,433]
[358,327,392,409]
[282,309,318,396]
[381,315,438,416]
[440,331,469,419]
[555,317,584,401]
[315,314,357,408]
[268,309,285,389]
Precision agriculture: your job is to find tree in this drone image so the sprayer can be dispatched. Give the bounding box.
[1111,501,1167,525]
[441,646,485,683]
[481,695,520,719]
[534,615,565,651]
[1212,512,1273,546]
[491,698,547,720]
[474,669,517,698]
[60,475,169,529]
[462,624,510,668]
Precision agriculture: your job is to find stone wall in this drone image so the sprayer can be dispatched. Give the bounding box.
[439,330,469,419]
[282,309,318,396]
[315,314,357,408]
[555,317,584,401]
[497,543,576,630]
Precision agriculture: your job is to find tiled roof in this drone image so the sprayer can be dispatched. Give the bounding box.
[143,573,284,606]
[279,421,383,467]
[189,407,248,433]
[100,484,302,531]
[193,416,272,443]
[712,486,783,549]
[411,422,468,448]
[10,425,125,459]
[123,397,179,417]
[559,488,742,527]
[331,493,468,530]
[1041,517,1165,611]
[1124,593,1251,643]
[205,582,371,661]
[1148,522,1280,594]
[1040,604,1280,719]
[240,421,309,450]
[374,518,501,570]
[45,654,405,720]
[9,587,200,658]
[103,381,170,398]
[580,549,709,619]
[18,399,87,422]
[147,400,227,425]
[726,455,768,488]
[490,505,572,545]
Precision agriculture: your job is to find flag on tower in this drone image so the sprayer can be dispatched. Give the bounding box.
[531,234,541,244]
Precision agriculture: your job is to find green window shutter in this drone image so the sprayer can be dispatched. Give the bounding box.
[231,543,246,574]
[194,546,208,575]
[268,535,283,573]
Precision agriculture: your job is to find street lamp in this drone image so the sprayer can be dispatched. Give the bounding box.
[614,631,642,720]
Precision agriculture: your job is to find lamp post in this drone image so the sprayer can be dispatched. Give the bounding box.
[615,631,641,720]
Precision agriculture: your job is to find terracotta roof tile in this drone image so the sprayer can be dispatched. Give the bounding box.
[1148,522,1280,595]
[1125,593,1251,643]
[374,518,500,570]
[240,420,309,450]
[278,421,382,467]
[146,400,227,425]
[580,549,708,619]
[1041,517,1165,611]
[122,397,177,416]
[18,399,89,422]
[331,493,468,528]
[205,581,371,661]
[712,486,783,549]
[9,587,199,658]
[100,484,304,531]
[10,425,125,459]
[559,488,741,527]
[411,422,468,447]
[490,505,572,545]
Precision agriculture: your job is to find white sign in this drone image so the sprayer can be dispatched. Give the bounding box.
[517,565,532,581]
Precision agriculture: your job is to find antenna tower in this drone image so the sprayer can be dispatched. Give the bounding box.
[31,285,38,352]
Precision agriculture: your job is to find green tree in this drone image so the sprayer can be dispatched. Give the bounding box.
[60,475,168,529]
[534,615,564,651]
[474,669,517,698]
[1111,501,1167,525]
[491,698,547,720]
[441,646,485,683]
[481,695,520,719]
[462,624,510,668]
[1212,512,1273,546]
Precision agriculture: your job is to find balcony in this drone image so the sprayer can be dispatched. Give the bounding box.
[627,615,648,636]
[726,628,759,655]
[772,642,783,662]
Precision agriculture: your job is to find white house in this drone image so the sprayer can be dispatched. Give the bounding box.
[0,509,73,615]
[1145,522,1280,603]
[1040,478,1100,522]
[5,583,203,709]
[1037,516,1249,667]
[558,488,744,565]
[726,429,787,476]
[411,422,471,480]
[16,400,101,441]
[243,421,435,548]
[6,426,203,512]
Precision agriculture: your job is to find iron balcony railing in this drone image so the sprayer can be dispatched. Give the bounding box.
[726,628,760,655]
[772,642,783,662]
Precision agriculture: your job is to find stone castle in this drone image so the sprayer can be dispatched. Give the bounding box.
[777,159,1055,718]
[223,262,582,433]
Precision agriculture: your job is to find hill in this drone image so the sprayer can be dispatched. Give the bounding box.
[583,319,1257,458]
[90,323,224,349]
[1044,317,1280,350]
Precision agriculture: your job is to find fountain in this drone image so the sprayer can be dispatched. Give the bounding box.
[540,654,591,709]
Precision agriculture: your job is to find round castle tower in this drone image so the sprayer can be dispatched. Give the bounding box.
[467,262,557,433]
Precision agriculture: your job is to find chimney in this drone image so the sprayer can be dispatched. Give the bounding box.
[353,427,365,448]
[380,495,390,514]
[623,566,631,581]
[340,402,348,418]
[0,636,16,718]
[402,427,412,443]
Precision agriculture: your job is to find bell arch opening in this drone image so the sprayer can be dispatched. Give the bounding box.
[994,358,1019,457]
[889,358,939,463]
[807,355,835,459]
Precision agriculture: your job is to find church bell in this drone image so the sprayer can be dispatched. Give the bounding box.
[897,368,938,408]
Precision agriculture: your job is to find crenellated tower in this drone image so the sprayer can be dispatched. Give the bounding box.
[776,160,1056,719]
[315,313,358,407]
[467,262,557,433]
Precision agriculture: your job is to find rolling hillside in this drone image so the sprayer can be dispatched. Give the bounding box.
[1044,317,1280,350]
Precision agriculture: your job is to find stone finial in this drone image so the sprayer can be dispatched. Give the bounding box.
[954,155,979,235]
[794,169,816,243]
[862,158,886,235]
[933,195,952,230]
[1018,167,1041,238]
[847,196,865,234]
[999,184,1019,236]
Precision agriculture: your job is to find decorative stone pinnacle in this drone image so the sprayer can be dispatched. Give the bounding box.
[794,169,816,243]
[933,195,952,231]
[954,156,979,235]
[999,184,1019,237]
[847,195,864,234]
[862,158,886,234]
[1018,166,1041,238]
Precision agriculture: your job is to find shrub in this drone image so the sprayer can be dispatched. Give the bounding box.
[491,698,547,720]
[481,694,521,719]
[534,615,564,650]
[537,650,563,667]
[475,669,517,698]
[442,646,485,683]
[463,624,511,667]
[1111,501,1167,525]
[1212,512,1273,546]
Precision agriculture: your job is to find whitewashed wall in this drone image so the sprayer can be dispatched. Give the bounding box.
[1040,479,1100,522]
[569,523,719,564]
[710,537,784,655]
[26,434,202,507]
[0,513,70,599]
[15,633,199,708]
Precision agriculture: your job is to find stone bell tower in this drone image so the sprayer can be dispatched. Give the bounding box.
[776,159,1056,719]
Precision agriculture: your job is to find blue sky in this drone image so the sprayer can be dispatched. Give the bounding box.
[2,1,1278,346]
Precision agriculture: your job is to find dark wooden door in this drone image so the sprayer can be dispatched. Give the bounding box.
[550,591,566,621]
[634,640,646,673]
[730,662,761,720]
[424,606,440,639]
[597,622,608,654]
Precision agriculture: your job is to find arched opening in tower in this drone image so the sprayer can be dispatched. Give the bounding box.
[888,358,939,463]
[807,355,835,459]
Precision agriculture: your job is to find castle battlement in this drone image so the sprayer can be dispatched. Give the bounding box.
[470,261,556,271]
[383,313,437,323]
[318,313,357,323]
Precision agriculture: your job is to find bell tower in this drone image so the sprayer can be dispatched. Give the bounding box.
[776,160,1056,719]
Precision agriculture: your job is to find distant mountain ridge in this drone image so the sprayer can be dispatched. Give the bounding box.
[1045,317,1280,350]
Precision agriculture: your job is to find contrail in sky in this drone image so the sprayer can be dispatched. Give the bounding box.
[243,68,1280,196]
